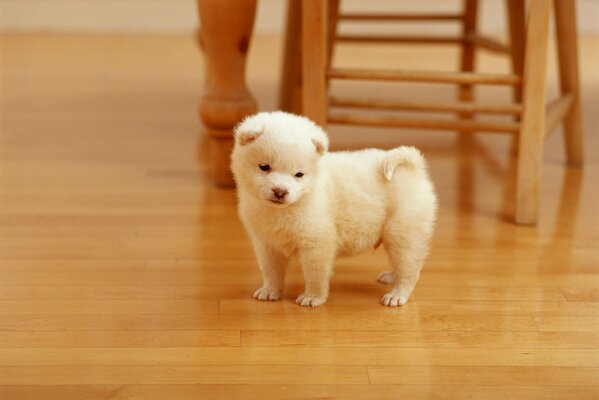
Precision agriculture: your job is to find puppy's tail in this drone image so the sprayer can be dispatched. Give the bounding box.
[381,146,427,181]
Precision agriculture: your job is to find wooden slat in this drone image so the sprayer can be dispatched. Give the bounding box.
[219,299,599,316]
[368,365,599,385]
[0,300,219,315]
[328,112,520,133]
[0,365,369,385]
[561,286,599,302]
[2,347,599,367]
[329,96,522,115]
[0,314,240,331]
[533,316,599,332]
[16,296,599,316]
[2,385,598,400]
[0,313,538,332]
[242,330,599,349]
[0,330,241,348]
[544,94,574,139]
[2,270,597,287]
[0,284,253,300]
[338,13,463,21]
[0,284,565,302]
[328,68,522,85]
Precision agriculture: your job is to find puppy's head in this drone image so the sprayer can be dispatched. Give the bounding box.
[231,111,328,208]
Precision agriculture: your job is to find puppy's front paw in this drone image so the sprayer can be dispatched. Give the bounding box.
[381,291,408,307]
[253,286,281,301]
[377,271,395,284]
[296,293,326,307]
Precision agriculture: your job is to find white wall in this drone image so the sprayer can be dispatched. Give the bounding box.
[1,0,598,34]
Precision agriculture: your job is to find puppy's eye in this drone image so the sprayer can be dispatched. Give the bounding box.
[259,164,271,172]
[295,172,304,178]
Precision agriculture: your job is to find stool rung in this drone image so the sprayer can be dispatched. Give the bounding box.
[470,34,511,54]
[330,97,522,115]
[545,93,574,139]
[336,34,463,44]
[339,13,463,21]
[328,68,522,86]
[328,112,520,133]
[335,34,511,54]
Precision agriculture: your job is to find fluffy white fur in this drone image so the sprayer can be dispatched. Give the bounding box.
[231,111,438,307]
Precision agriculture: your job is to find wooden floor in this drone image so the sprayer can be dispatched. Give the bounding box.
[1,34,598,399]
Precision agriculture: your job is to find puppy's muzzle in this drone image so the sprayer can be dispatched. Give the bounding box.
[270,187,288,203]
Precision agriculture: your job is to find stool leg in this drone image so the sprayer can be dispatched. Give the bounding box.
[458,0,478,108]
[506,0,526,154]
[516,0,552,224]
[327,0,340,71]
[302,0,328,127]
[554,0,584,166]
[279,0,302,114]
[506,0,526,105]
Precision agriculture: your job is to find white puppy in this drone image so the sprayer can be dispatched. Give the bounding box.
[231,111,438,307]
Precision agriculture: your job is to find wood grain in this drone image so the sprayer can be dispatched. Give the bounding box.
[0,365,368,385]
[0,313,538,332]
[2,385,598,400]
[0,330,240,348]
[2,347,598,367]
[242,330,599,349]
[368,365,599,385]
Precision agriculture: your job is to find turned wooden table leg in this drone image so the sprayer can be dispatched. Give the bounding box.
[198,0,258,186]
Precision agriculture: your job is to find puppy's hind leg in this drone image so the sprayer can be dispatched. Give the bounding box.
[252,240,289,301]
[380,228,430,307]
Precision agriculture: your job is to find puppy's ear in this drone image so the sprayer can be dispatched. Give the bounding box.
[234,115,264,145]
[311,135,329,156]
[237,130,262,145]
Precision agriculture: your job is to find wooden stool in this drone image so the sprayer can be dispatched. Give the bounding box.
[281,0,584,225]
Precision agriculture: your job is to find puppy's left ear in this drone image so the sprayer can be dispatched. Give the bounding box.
[237,130,262,145]
[234,115,264,145]
[311,132,329,156]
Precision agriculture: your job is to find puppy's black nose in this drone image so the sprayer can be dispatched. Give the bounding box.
[272,187,288,200]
